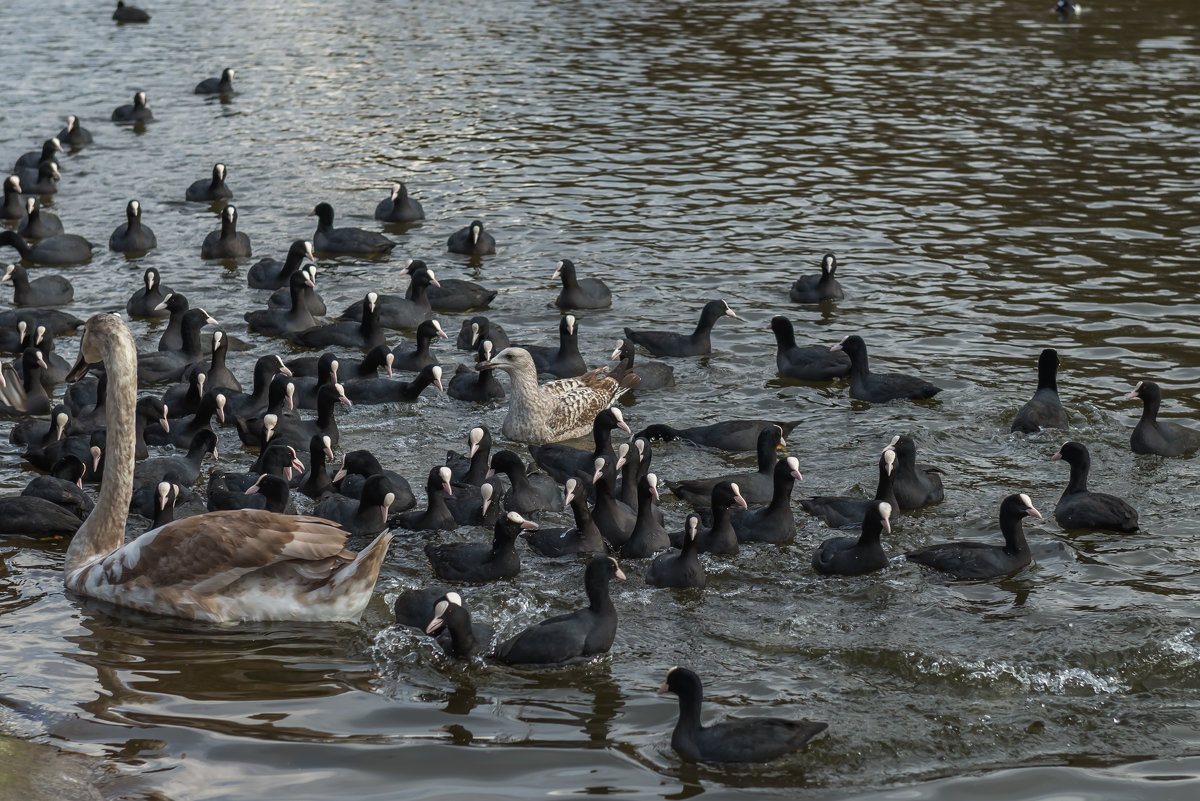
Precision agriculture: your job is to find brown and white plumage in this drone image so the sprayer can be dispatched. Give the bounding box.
[63,313,392,623]
[478,346,638,444]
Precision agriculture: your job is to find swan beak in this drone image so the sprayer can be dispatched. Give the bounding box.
[65,350,93,383]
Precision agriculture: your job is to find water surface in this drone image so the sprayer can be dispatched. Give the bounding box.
[2,1,1200,798]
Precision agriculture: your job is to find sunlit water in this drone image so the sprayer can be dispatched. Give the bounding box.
[2,0,1200,798]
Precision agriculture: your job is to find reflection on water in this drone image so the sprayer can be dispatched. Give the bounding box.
[3,0,1200,798]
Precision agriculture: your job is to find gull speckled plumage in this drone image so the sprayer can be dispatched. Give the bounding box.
[479,347,638,444]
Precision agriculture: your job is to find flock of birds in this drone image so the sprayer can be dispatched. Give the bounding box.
[0,0,1181,766]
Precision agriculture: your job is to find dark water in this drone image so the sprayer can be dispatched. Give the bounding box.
[2,0,1200,798]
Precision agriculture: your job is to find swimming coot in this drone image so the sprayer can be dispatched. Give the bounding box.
[624,299,738,357]
[491,556,625,665]
[789,252,845,304]
[658,666,827,763]
[1051,442,1138,532]
[812,501,892,576]
[108,200,157,253]
[1011,348,1069,433]
[830,335,942,403]
[1126,380,1200,457]
[906,493,1041,579]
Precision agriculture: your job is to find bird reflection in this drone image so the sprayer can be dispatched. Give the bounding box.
[63,600,386,744]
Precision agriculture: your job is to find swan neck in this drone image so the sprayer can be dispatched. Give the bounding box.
[66,323,137,572]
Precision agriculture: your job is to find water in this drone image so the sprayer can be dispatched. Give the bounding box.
[2,0,1200,798]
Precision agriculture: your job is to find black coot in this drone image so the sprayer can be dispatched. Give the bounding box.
[553,259,611,310]
[311,202,395,255]
[392,467,457,532]
[635,419,799,452]
[17,197,64,240]
[890,435,945,509]
[732,456,804,544]
[108,200,157,253]
[374,182,425,222]
[812,501,892,576]
[0,229,95,266]
[201,206,252,259]
[424,592,494,659]
[1011,348,1069,433]
[312,474,395,536]
[667,424,785,507]
[126,267,173,318]
[646,514,705,589]
[111,91,152,122]
[906,493,1041,579]
[186,163,233,202]
[522,314,587,378]
[1051,442,1138,532]
[424,510,533,582]
[1126,381,1200,457]
[658,667,827,763]
[801,446,897,529]
[789,252,845,304]
[610,338,675,391]
[524,478,606,557]
[491,556,625,665]
[57,116,94,148]
[195,67,235,95]
[2,262,73,307]
[623,299,738,357]
[770,316,850,381]
[830,335,941,402]
[113,1,150,22]
[391,319,447,373]
[247,239,313,289]
[620,474,670,559]
[447,220,496,255]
